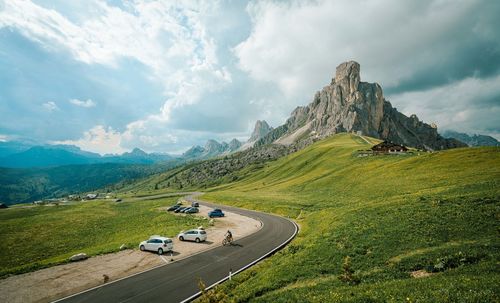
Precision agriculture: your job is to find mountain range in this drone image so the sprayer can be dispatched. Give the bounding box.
[0,119,276,169]
[182,120,273,160]
[442,130,499,147]
[0,143,174,168]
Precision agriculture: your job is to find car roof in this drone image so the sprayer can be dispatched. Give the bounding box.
[149,235,171,240]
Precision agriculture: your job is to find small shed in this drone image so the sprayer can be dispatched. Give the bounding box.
[371,141,408,153]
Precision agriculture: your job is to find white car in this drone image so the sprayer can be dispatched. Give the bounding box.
[178,229,207,243]
[139,236,173,255]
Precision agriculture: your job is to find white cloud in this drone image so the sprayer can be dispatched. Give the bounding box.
[0,1,231,117]
[69,98,96,108]
[389,74,500,138]
[53,125,126,155]
[0,0,237,150]
[42,101,59,112]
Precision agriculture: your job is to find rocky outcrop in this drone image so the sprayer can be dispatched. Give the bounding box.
[182,145,205,159]
[204,140,227,157]
[228,139,243,151]
[241,120,274,150]
[157,143,295,190]
[258,61,466,151]
[69,253,88,262]
[249,120,273,142]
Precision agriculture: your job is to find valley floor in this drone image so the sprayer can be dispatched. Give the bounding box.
[0,204,261,303]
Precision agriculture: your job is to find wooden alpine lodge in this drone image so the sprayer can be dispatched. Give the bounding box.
[357,140,409,157]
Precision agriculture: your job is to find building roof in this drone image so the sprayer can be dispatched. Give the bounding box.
[371,141,408,151]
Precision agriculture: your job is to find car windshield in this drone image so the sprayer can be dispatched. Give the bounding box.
[200,231,206,234]
[164,239,172,243]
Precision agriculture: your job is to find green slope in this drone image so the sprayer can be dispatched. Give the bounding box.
[0,163,171,205]
[201,133,499,302]
[0,196,200,277]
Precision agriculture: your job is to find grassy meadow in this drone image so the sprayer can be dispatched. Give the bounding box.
[200,133,500,302]
[0,196,200,277]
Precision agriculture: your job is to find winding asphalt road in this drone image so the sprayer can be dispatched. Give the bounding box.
[55,193,298,303]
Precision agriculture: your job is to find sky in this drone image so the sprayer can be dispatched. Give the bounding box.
[0,0,499,155]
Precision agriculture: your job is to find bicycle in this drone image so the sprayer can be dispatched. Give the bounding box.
[222,236,233,246]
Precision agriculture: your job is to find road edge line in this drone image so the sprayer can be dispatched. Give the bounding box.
[180,217,300,303]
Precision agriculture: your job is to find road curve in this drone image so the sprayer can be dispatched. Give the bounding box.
[55,193,298,303]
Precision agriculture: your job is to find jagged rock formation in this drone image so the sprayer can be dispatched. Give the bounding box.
[240,120,273,150]
[182,138,243,160]
[257,61,466,151]
[249,120,273,142]
[204,140,227,158]
[442,130,499,147]
[183,145,205,159]
[228,138,243,151]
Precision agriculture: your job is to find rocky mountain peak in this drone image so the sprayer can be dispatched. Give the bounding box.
[130,147,147,156]
[228,138,242,151]
[204,140,223,153]
[255,60,466,151]
[249,120,273,142]
[334,61,360,95]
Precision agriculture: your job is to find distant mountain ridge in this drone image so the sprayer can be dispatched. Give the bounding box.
[257,61,466,151]
[0,140,40,158]
[442,130,499,147]
[0,119,276,168]
[0,144,174,168]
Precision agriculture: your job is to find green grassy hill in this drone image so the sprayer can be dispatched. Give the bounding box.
[200,133,499,302]
[0,196,200,277]
[0,163,172,205]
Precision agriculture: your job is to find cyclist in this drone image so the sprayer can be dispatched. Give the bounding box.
[225,230,233,243]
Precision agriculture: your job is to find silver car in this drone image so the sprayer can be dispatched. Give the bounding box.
[139,236,173,255]
[177,229,207,243]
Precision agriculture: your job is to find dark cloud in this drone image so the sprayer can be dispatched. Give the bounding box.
[385,1,500,94]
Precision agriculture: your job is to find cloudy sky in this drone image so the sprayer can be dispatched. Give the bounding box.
[0,0,498,154]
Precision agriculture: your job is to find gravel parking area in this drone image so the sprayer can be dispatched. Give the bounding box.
[0,204,261,303]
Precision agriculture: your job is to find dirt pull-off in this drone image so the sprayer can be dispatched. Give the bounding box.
[0,205,261,303]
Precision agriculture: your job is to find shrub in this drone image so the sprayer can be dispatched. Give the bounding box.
[338,256,360,285]
[197,278,231,303]
[429,251,483,273]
